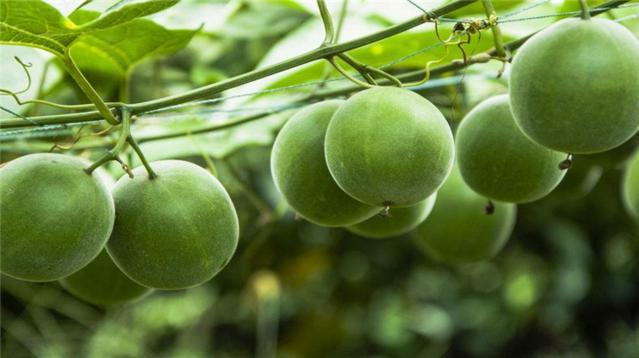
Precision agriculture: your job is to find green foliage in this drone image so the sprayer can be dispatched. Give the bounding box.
[271,100,379,227]
[447,0,526,17]
[131,111,292,164]
[0,0,180,57]
[346,194,437,239]
[415,167,516,263]
[325,87,454,207]
[222,0,310,39]
[456,95,566,203]
[60,250,152,306]
[622,150,639,218]
[509,18,639,154]
[107,160,239,289]
[0,153,114,281]
[68,10,198,79]
[76,0,179,31]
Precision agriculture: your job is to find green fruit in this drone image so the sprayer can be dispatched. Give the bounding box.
[325,87,454,207]
[346,194,437,239]
[271,100,379,227]
[580,133,639,170]
[0,153,114,282]
[415,167,516,263]
[509,18,639,154]
[622,151,639,218]
[60,250,152,306]
[107,160,239,289]
[456,95,566,203]
[546,160,602,201]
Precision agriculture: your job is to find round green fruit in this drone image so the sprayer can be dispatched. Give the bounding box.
[0,153,114,282]
[346,194,436,239]
[622,151,639,218]
[545,160,602,201]
[415,167,516,263]
[107,160,239,289]
[271,100,379,227]
[456,95,566,203]
[509,18,639,154]
[60,250,152,306]
[325,87,454,207]
[580,133,639,170]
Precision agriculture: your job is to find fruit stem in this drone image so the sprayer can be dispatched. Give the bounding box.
[62,48,120,125]
[127,135,157,179]
[84,107,132,174]
[317,0,336,46]
[480,0,507,59]
[336,54,378,85]
[578,0,592,19]
[558,154,573,170]
[484,200,495,215]
[326,57,374,89]
[338,54,403,87]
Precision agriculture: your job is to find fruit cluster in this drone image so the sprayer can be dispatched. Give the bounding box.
[271,17,639,261]
[1,17,638,306]
[1,155,239,305]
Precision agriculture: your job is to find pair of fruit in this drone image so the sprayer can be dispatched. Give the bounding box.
[0,154,239,305]
[271,87,455,239]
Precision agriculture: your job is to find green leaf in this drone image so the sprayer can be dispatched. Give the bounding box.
[222,1,310,39]
[0,0,180,58]
[68,10,197,78]
[0,0,78,56]
[447,0,527,17]
[77,0,180,31]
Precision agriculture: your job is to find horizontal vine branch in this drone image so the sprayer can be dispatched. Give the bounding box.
[0,0,476,129]
[0,0,628,131]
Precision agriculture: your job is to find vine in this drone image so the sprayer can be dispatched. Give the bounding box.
[0,0,630,134]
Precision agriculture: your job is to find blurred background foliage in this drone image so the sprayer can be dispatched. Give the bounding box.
[1,0,639,357]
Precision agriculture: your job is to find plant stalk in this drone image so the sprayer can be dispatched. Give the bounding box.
[481,0,507,58]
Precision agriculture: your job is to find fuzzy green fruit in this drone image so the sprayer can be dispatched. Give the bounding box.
[415,167,516,263]
[509,18,639,154]
[107,160,239,289]
[271,100,379,226]
[60,250,152,305]
[346,194,436,239]
[580,134,639,170]
[325,87,454,207]
[545,160,602,202]
[456,95,566,203]
[0,153,114,282]
[622,151,639,218]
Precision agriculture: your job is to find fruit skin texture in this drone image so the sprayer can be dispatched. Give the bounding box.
[325,87,455,207]
[622,151,639,219]
[509,18,639,154]
[415,167,516,263]
[271,100,379,227]
[346,194,436,239]
[107,160,239,290]
[0,153,115,282]
[60,250,152,306]
[456,95,566,203]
